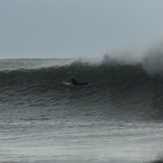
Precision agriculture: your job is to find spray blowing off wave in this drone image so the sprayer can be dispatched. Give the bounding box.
[103,38,163,75]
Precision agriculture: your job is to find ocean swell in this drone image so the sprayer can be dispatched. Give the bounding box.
[1,57,163,122]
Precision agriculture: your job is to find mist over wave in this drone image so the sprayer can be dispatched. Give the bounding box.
[2,37,163,75]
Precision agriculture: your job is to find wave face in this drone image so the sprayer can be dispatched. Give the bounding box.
[1,57,163,122]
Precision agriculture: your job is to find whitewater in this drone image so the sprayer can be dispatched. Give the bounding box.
[0,53,163,163]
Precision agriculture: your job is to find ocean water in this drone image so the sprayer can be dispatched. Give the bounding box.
[0,56,163,163]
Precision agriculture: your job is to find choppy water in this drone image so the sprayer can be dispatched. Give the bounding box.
[0,56,163,163]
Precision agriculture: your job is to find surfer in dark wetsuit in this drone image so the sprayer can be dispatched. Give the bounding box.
[70,78,88,86]
[70,78,82,86]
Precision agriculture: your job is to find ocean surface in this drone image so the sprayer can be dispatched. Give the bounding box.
[0,56,163,163]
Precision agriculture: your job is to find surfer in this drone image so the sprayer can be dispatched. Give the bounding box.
[70,78,88,86]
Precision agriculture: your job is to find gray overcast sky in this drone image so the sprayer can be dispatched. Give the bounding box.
[1,0,163,58]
